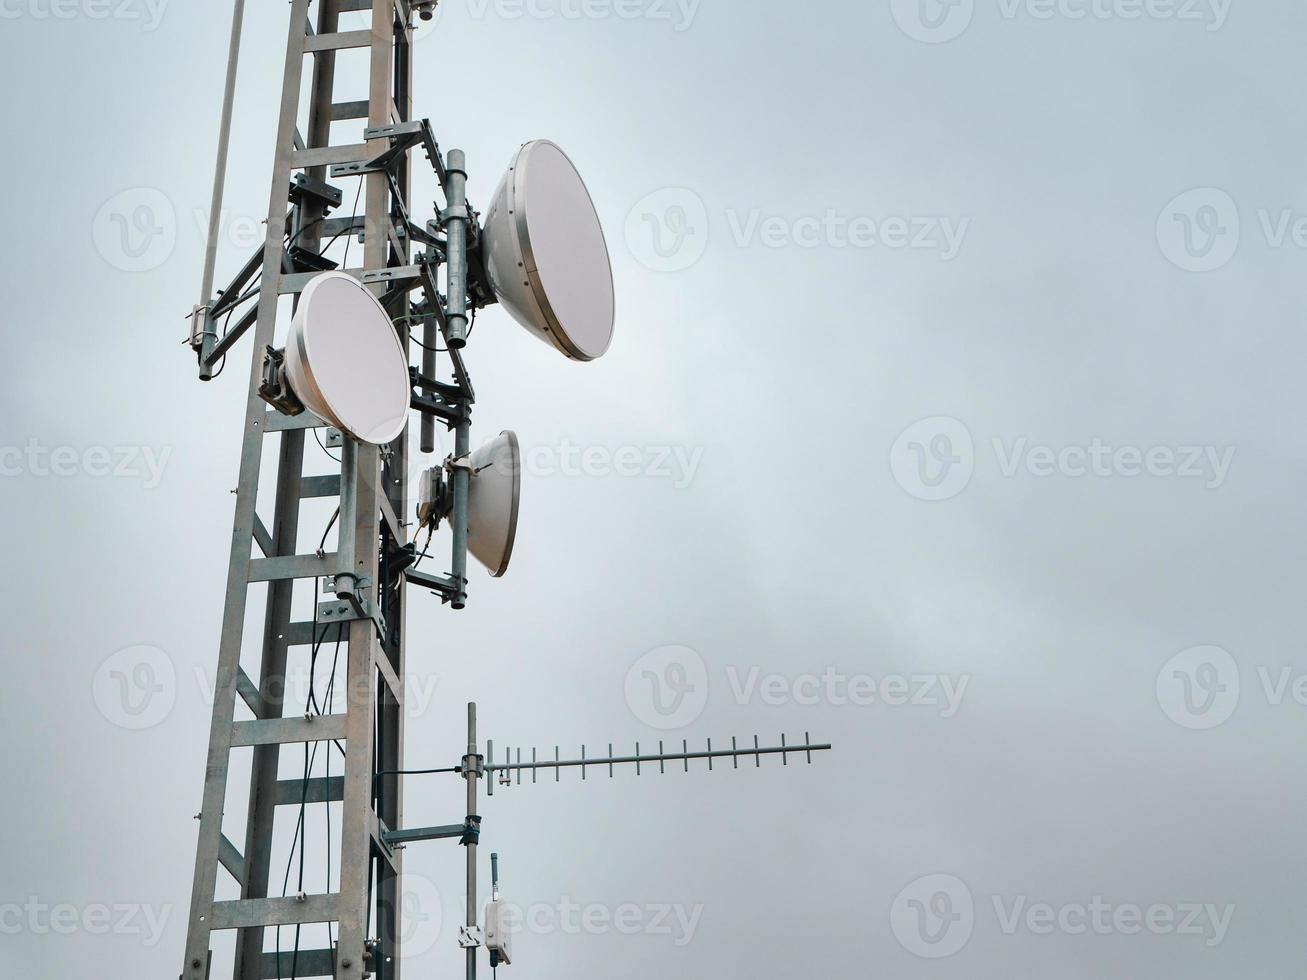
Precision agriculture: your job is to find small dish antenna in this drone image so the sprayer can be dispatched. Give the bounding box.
[419,431,521,578]
[481,140,615,362]
[284,272,411,445]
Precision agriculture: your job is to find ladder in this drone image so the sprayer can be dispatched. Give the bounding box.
[181,2,425,978]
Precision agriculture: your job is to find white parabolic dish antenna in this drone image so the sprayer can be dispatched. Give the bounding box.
[466,431,521,578]
[285,271,411,445]
[481,140,616,362]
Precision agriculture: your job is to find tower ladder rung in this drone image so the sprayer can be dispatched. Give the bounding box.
[259,948,337,978]
[231,714,347,748]
[247,553,337,583]
[304,29,372,52]
[208,894,339,931]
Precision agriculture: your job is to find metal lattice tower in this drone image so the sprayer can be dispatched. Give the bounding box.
[179,4,833,979]
[181,2,429,978]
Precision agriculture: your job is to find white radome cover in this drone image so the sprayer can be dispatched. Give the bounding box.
[481,140,615,362]
[285,272,411,446]
[466,431,521,578]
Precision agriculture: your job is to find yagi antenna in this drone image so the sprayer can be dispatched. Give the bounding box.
[379,704,833,975]
[480,733,831,792]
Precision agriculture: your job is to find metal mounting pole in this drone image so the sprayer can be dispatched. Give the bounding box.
[451,419,470,610]
[464,702,480,980]
[444,148,472,609]
[443,149,469,349]
[197,0,247,380]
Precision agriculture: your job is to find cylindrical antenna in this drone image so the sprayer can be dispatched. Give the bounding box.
[491,852,500,902]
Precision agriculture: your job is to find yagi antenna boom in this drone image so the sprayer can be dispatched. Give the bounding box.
[478,734,831,794]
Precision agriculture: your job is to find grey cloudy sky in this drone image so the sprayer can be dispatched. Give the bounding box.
[2,0,1304,976]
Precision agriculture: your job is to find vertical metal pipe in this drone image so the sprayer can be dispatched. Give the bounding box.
[465,702,479,980]
[419,330,438,454]
[444,149,471,608]
[420,218,440,455]
[198,0,248,379]
[450,419,470,609]
[337,438,360,598]
[444,149,469,349]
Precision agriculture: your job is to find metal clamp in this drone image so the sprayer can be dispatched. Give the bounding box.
[439,204,470,226]
[459,815,481,846]
[457,925,484,949]
[317,580,386,639]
